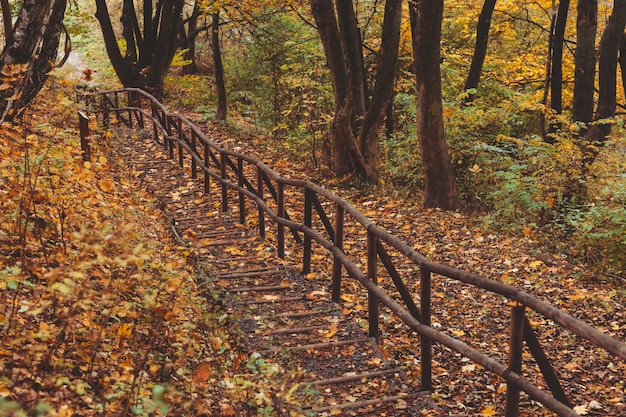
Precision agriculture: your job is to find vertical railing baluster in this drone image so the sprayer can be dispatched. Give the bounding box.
[151,101,159,145]
[506,303,525,417]
[331,203,344,302]
[220,151,228,212]
[367,230,379,341]
[177,118,184,167]
[277,182,285,259]
[257,166,265,238]
[303,188,313,274]
[127,90,133,128]
[191,131,197,178]
[204,143,210,194]
[238,158,245,224]
[420,268,432,391]
[167,116,174,159]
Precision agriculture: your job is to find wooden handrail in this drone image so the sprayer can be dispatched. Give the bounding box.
[90,87,626,417]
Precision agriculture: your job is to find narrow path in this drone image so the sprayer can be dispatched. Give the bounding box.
[117,129,436,416]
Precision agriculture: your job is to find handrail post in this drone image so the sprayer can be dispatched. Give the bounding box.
[303,188,313,274]
[191,131,197,178]
[126,90,133,128]
[256,166,265,238]
[331,204,344,302]
[177,118,184,167]
[367,230,379,341]
[506,303,525,417]
[238,158,245,224]
[277,182,285,259]
[204,143,210,194]
[167,116,174,159]
[78,111,91,162]
[151,101,159,145]
[220,151,228,212]
[420,268,432,391]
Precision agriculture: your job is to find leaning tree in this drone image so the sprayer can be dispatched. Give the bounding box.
[0,0,67,123]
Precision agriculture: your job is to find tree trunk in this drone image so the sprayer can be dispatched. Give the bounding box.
[573,0,597,125]
[211,11,227,121]
[309,0,355,176]
[0,0,54,121]
[95,0,183,98]
[580,0,626,167]
[550,0,569,118]
[1,0,11,47]
[181,2,199,75]
[14,0,67,112]
[410,0,460,211]
[310,0,401,183]
[357,0,402,181]
[463,0,496,105]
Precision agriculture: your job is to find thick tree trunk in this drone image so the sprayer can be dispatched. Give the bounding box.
[0,0,54,121]
[1,0,11,47]
[550,0,570,117]
[182,3,199,75]
[410,0,460,211]
[357,0,402,181]
[309,0,354,176]
[211,11,227,121]
[463,0,496,105]
[573,0,597,125]
[580,0,626,167]
[95,0,183,99]
[310,0,401,183]
[14,0,67,112]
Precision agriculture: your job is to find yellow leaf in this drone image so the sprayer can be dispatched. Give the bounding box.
[480,405,497,416]
[211,337,223,350]
[451,329,465,337]
[118,323,133,339]
[340,293,357,303]
[325,323,339,338]
[99,178,114,192]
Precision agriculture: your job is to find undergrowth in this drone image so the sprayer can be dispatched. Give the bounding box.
[0,79,313,416]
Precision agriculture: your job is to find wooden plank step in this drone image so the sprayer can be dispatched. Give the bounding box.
[224,285,291,293]
[252,325,328,336]
[306,394,412,414]
[284,337,373,352]
[307,368,404,387]
[242,296,302,305]
[212,268,286,279]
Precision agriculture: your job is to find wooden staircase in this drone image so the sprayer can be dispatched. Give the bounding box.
[120,130,435,416]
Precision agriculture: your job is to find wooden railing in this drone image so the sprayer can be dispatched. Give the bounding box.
[88,88,626,417]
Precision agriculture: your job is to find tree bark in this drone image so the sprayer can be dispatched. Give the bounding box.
[0,0,54,121]
[1,0,11,47]
[463,0,497,105]
[182,2,199,75]
[310,0,401,183]
[95,0,184,98]
[410,0,460,211]
[580,0,626,166]
[550,0,570,118]
[309,0,356,176]
[14,0,67,112]
[357,0,402,181]
[573,0,597,125]
[212,11,227,121]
